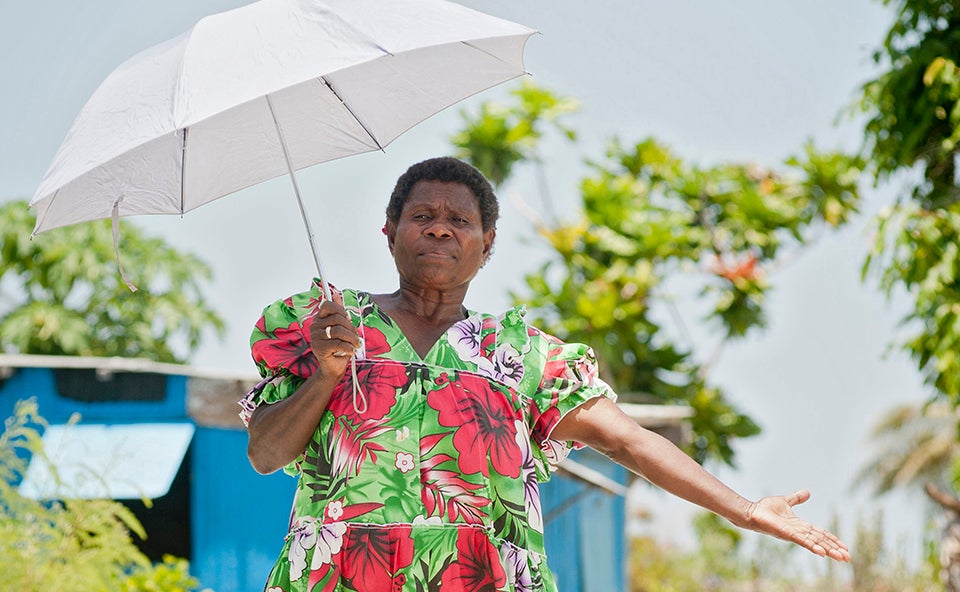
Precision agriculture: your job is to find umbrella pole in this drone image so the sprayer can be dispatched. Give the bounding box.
[265,95,332,301]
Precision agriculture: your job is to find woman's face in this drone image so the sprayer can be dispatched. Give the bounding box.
[387,180,495,293]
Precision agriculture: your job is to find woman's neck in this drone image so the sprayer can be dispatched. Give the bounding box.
[377,285,467,325]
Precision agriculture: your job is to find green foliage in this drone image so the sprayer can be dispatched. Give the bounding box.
[451,80,578,187]
[859,1,960,207]
[629,510,937,591]
[121,555,209,592]
[629,527,748,591]
[0,399,209,591]
[452,84,863,464]
[0,200,224,363]
[855,0,960,408]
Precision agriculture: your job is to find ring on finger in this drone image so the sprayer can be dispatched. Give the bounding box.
[325,326,332,339]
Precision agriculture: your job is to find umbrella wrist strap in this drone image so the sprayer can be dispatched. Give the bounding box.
[112,197,138,292]
[350,357,366,415]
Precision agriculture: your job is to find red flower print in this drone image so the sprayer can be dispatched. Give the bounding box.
[308,563,340,592]
[362,325,390,357]
[427,372,522,478]
[439,529,507,592]
[421,464,491,524]
[329,418,393,478]
[327,360,408,422]
[541,345,571,384]
[420,433,490,524]
[335,525,414,592]
[528,325,563,344]
[530,405,560,446]
[479,315,498,356]
[251,320,317,378]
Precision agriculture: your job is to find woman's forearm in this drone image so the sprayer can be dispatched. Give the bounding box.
[246,370,341,474]
[604,425,755,528]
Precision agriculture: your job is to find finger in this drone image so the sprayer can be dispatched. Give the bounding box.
[324,323,361,349]
[309,307,359,348]
[784,489,811,508]
[796,527,850,563]
[813,538,851,563]
[817,528,851,561]
[315,299,348,319]
[315,303,359,337]
[796,529,826,557]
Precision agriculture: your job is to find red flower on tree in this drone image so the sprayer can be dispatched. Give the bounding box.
[439,529,507,592]
[427,373,522,478]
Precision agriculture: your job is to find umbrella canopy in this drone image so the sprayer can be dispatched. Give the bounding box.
[30,0,535,288]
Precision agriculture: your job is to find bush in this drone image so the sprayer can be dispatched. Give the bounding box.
[0,398,210,591]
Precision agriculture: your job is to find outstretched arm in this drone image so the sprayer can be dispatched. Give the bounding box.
[550,396,850,562]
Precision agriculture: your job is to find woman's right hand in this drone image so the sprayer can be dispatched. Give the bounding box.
[309,298,361,379]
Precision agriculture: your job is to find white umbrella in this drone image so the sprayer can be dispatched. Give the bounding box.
[30,0,535,295]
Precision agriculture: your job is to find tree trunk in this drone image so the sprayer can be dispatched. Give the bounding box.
[926,482,960,592]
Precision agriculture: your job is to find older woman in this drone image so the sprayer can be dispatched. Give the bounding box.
[241,157,849,592]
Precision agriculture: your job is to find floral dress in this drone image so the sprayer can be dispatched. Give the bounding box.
[239,280,616,592]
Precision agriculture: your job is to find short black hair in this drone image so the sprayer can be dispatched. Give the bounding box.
[386,157,499,232]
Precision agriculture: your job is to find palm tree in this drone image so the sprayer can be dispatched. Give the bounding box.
[856,402,959,494]
[855,401,960,590]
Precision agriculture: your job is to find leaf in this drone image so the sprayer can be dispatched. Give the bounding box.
[0,200,224,363]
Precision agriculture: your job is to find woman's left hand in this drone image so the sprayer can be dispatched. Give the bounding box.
[745,490,850,562]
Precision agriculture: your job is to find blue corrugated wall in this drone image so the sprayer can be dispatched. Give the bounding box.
[191,427,294,591]
[541,449,627,592]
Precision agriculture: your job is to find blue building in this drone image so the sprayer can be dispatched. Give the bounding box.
[0,354,690,592]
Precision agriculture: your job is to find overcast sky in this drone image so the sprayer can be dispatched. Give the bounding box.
[1,0,932,573]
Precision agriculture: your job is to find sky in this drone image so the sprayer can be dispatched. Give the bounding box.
[0,0,932,575]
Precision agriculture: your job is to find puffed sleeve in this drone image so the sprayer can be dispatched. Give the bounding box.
[237,281,330,427]
[525,326,617,479]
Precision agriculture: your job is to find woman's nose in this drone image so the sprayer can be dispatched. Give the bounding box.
[424,220,453,238]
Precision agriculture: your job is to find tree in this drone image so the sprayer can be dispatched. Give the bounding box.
[830,1,960,584]
[0,200,224,363]
[855,402,960,590]
[856,0,960,404]
[855,402,959,496]
[451,82,863,464]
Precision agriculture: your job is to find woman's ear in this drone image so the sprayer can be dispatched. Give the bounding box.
[385,220,397,254]
[481,228,496,264]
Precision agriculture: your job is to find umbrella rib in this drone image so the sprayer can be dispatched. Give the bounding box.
[32,189,61,236]
[460,40,520,69]
[320,77,384,152]
[180,128,188,215]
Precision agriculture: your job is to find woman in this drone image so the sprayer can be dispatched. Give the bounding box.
[241,157,849,592]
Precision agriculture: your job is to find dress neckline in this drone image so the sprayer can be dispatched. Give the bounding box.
[361,290,475,363]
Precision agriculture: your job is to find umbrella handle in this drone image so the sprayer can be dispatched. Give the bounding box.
[265,95,331,300]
